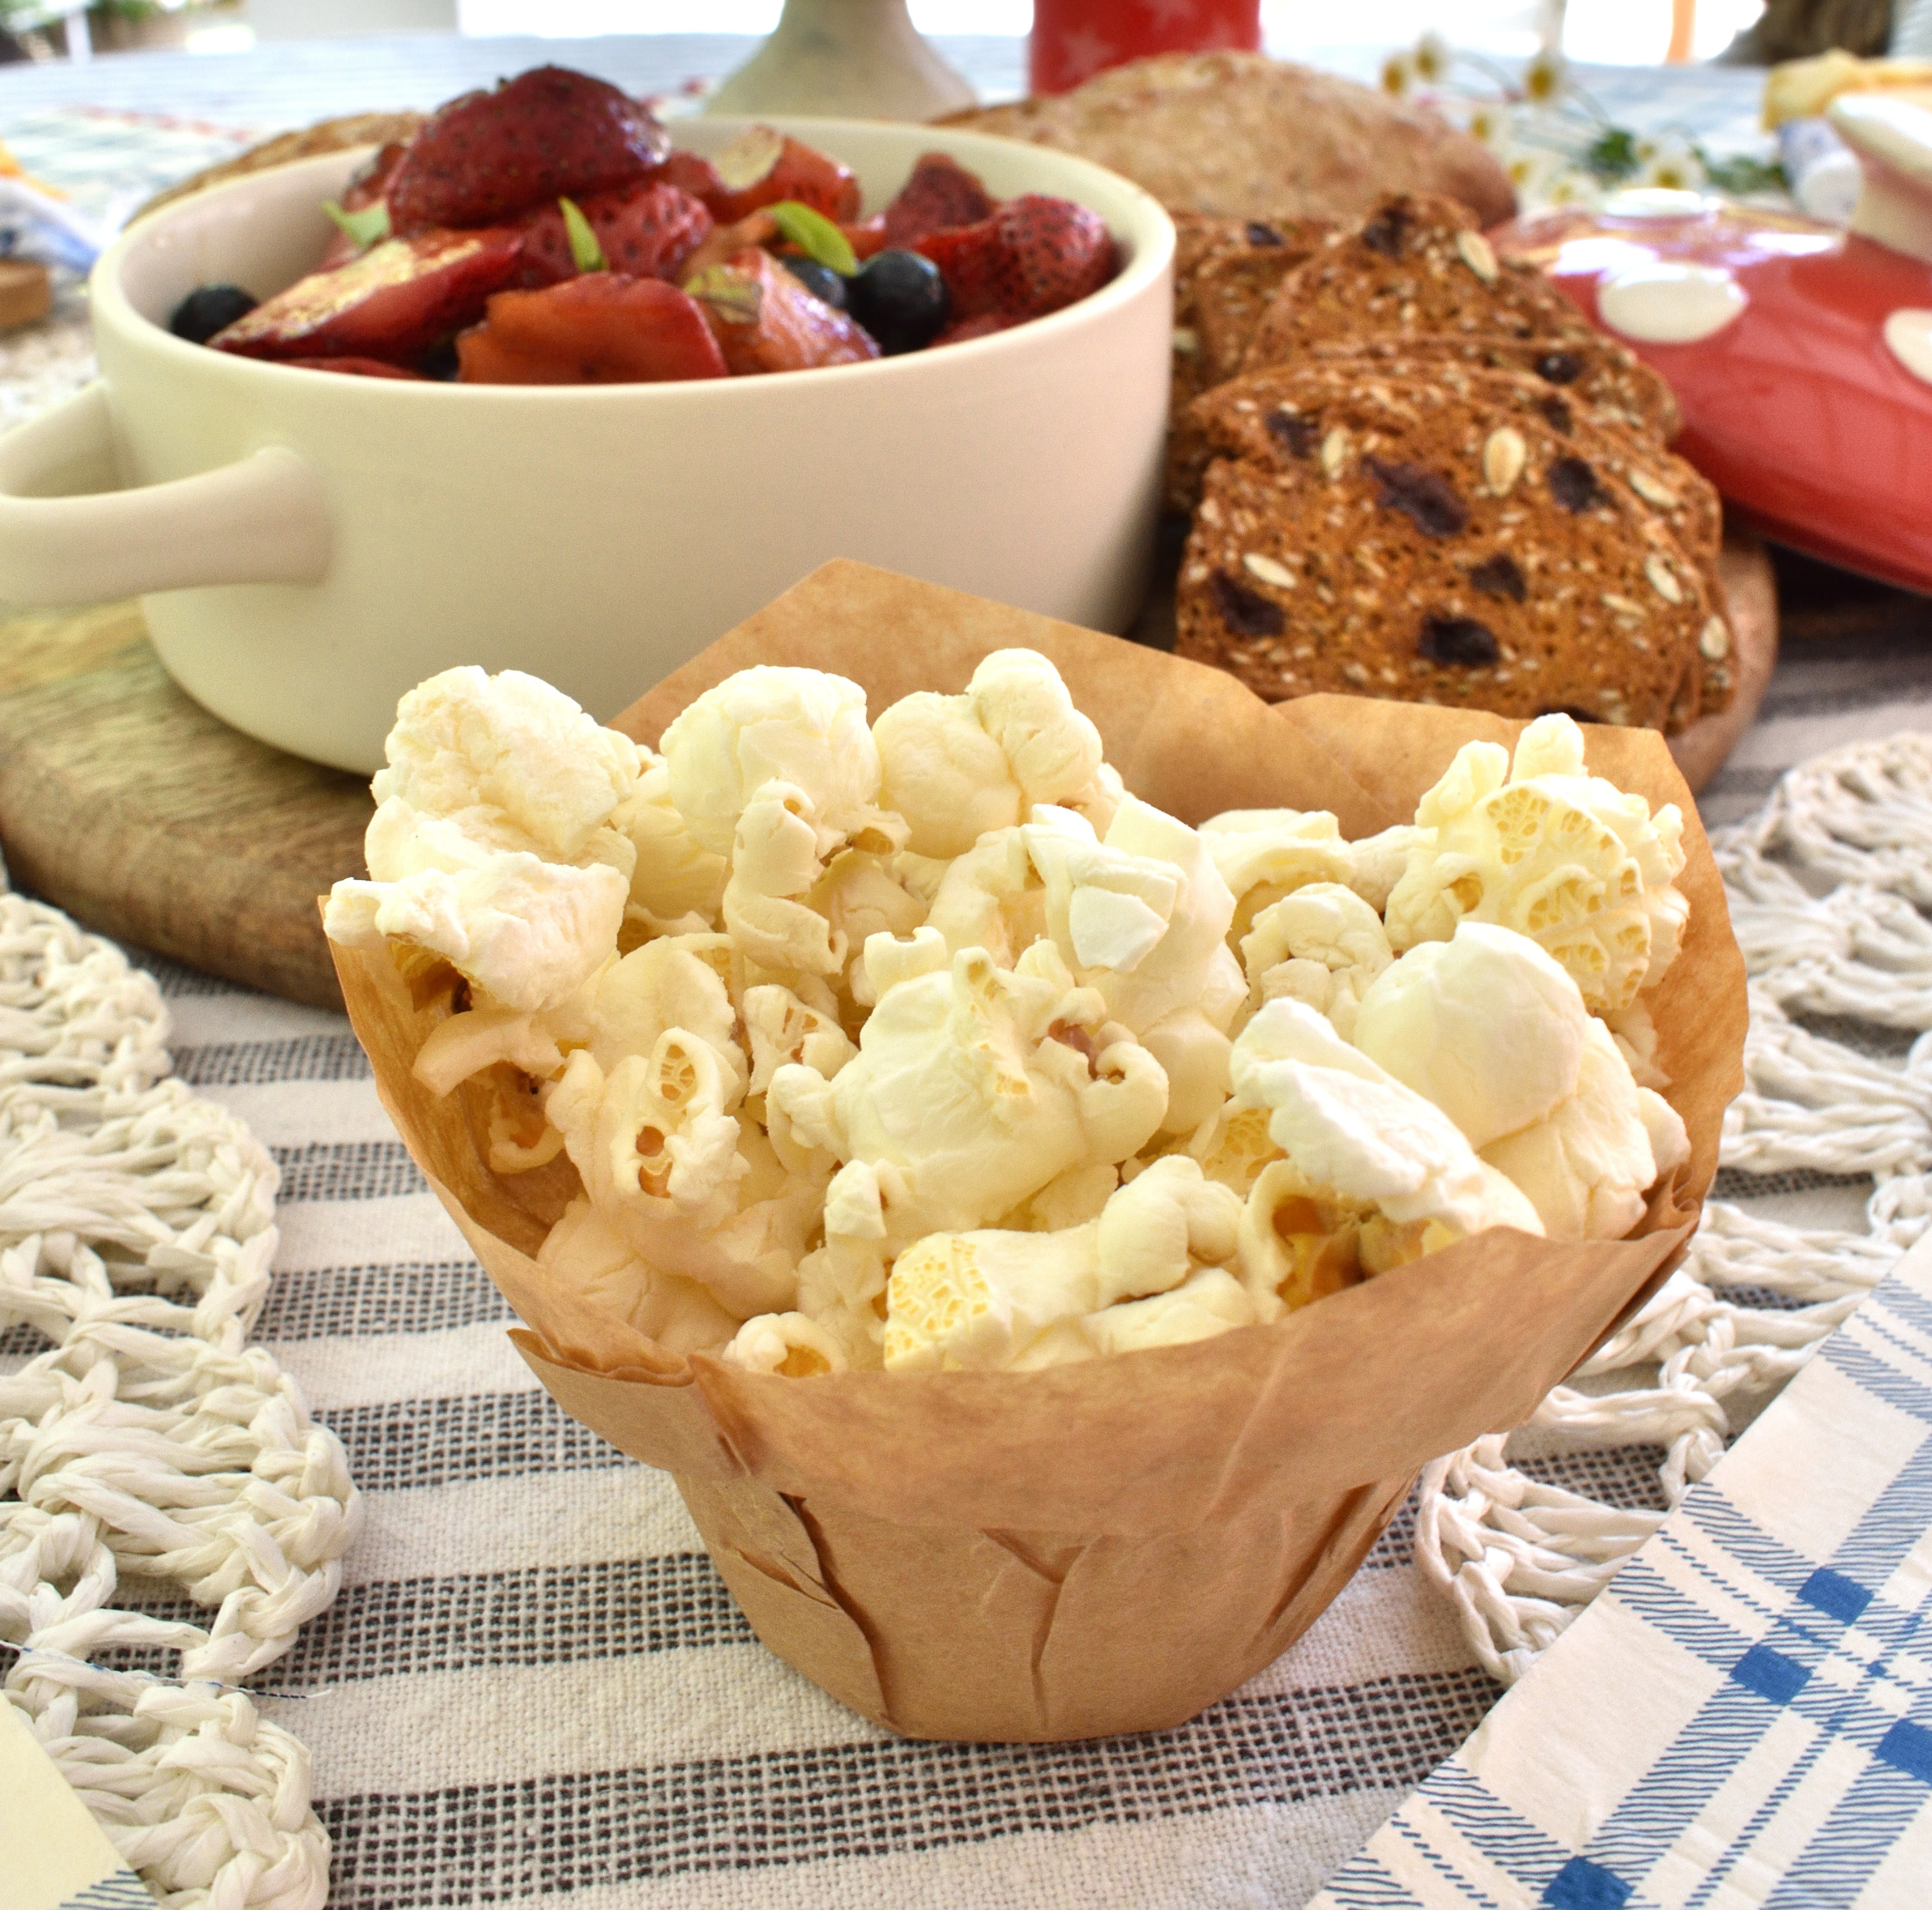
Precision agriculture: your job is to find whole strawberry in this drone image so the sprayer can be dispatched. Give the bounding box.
[917,195,1116,322]
[388,66,669,232]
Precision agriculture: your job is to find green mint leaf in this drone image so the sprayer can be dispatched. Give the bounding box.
[322,198,391,251]
[684,265,763,326]
[560,196,607,273]
[767,200,857,277]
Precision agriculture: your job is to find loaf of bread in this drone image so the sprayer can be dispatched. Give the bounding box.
[948,53,1515,227]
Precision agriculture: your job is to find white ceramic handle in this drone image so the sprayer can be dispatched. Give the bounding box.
[0,381,331,604]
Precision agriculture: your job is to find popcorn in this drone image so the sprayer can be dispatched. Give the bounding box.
[612,752,727,929]
[1384,714,1688,1013]
[721,1309,851,1377]
[370,665,642,868]
[742,983,856,1096]
[767,938,1168,1246]
[1240,883,1392,1037]
[874,649,1117,859]
[1353,923,1680,1241]
[878,1158,1247,1372]
[324,853,628,1014]
[539,1199,740,1355]
[326,668,642,1013]
[1482,1020,1681,1240]
[1229,998,1544,1242]
[1237,1162,1370,1310]
[1026,797,1245,1131]
[1198,807,1354,938]
[659,666,906,972]
[926,828,1047,967]
[334,649,1700,1383]
[1352,922,1586,1148]
[546,1036,813,1317]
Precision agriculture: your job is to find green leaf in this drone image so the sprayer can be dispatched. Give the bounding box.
[1696,148,1788,196]
[560,196,607,273]
[322,198,390,251]
[767,200,857,277]
[1580,126,1641,183]
[684,265,763,327]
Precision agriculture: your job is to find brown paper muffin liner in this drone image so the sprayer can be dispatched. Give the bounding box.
[327,560,1746,1744]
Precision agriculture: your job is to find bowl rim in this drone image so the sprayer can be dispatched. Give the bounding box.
[94,114,1178,401]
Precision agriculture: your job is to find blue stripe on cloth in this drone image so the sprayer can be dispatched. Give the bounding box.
[1798,1569,1873,1625]
[1872,1281,1932,1345]
[1731,1644,1810,1704]
[1572,1438,1932,1893]
[57,1879,158,1910]
[1583,1682,1815,1881]
[1759,1757,1930,1908]
[1673,1491,1819,1594]
[1811,1435,1932,1604]
[1409,1762,1578,1900]
[1819,1329,1932,1423]
[1593,1553,1754,1672]
[1542,1856,1631,1909]
[1876,1718,1932,1783]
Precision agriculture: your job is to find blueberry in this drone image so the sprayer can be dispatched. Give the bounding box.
[168,283,258,345]
[847,249,949,355]
[779,255,847,310]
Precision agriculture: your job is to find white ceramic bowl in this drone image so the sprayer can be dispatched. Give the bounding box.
[0,119,1173,773]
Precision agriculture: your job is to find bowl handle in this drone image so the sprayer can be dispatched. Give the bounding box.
[0,381,330,604]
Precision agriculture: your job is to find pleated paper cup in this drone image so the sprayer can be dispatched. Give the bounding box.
[328,560,1746,1744]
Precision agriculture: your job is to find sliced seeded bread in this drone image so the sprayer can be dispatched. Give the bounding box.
[1174,374,1723,732]
[1165,217,1331,511]
[1193,360,1733,719]
[1168,217,1258,512]
[1241,193,1596,372]
[1307,330,1681,443]
[1196,233,1324,382]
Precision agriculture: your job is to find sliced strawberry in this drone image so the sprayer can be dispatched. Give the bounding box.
[685,246,877,375]
[842,214,890,263]
[456,274,727,383]
[211,228,525,363]
[318,139,409,270]
[706,128,861,224]
[517,180,713,286]
[643,148,726,205]
[284,355,429,378]
[917,196,1117,322]
[883,153,994,247]
[913,218,1005,319]
[674,209,780,286]
[388,65,669,232]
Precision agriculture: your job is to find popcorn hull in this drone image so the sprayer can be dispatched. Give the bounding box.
[329,560,1748,1744]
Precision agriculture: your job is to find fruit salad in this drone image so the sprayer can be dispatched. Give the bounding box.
[167,65,1121,383]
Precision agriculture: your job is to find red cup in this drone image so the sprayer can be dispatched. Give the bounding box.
[1028,0,1263,95]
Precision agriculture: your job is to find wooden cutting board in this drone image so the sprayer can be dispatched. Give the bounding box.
[0,553,1775,1010]
[0,601,371,1008]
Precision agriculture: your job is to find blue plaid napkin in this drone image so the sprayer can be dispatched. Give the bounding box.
[1315,1237,1932,1908]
